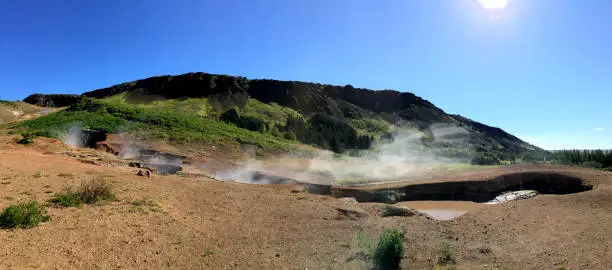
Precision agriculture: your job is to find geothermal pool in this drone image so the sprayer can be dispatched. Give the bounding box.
[397,200,488,220]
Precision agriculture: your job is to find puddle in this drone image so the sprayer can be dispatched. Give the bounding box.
[416,210,467,221]
[397,200,489,220]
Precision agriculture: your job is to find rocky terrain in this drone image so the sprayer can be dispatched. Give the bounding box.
[0,135,609,269]
[5,72,609,269]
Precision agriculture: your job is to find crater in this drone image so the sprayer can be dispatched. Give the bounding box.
[314,172,593,204]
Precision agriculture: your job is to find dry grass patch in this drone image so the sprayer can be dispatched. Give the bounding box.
[50,178,116,207]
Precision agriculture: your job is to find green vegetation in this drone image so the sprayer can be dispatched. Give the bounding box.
[437,241,456,265]
[15,97,375,153]
[241,98,302,125]
[356,229,405,270]
[373,229,405,270]
[13,98,295,151]
[551,149,612,170]
[50,178,116,207]
[16,133,36,145]
[104,92,216,116]
[130,196,161,213]
[0,201,50,229]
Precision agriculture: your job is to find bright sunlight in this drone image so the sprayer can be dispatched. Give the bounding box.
[478,0,509,10]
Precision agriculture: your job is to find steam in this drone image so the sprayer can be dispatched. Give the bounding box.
[216,122,473,185]
[59,124,85,148]
[215,161,296,185]
[57,125,184,175]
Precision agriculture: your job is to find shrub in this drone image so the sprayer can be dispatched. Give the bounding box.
[50,178,116,207]
[79,178,116,203]
[437,241,456,265]
[283,131,297,141]
[373,229,405,270]
[50,191,82,207]
[0,201,50,229]
[16,133,36,145]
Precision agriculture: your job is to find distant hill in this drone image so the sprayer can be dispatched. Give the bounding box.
[0,100,58,125]
[21,72,548,162]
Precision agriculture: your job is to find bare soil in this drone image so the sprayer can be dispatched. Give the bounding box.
[0,137,610,269]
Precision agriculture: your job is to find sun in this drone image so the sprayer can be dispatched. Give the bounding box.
[478,0,509,9]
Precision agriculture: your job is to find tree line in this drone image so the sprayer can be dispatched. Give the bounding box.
[221,109,373,153]
[551,149,612,169]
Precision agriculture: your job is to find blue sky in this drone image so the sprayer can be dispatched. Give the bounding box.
[0,0,610,149]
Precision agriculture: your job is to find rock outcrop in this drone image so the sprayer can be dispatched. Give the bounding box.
[23,94,82,107]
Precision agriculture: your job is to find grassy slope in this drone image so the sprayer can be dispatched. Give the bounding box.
[12,93,532,164]
[11,98,296,152]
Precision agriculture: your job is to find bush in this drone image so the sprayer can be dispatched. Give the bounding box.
[16,133,36,145]
[373,229,405,270]
[0,201,50,229]
[50,178,116,207]
[283,131,297,141]
[437,241,456,265]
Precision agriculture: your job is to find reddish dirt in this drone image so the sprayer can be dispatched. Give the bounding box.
[0,137,610,269]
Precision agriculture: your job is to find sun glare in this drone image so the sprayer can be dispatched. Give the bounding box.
[478,0,509,10]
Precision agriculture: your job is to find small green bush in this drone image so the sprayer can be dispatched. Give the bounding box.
[0,201,50,229]
[50,178,116,207]
[79,178,116,203]
[283,131,297,141]
[16,133,36,145]
[373,229,405,270]
[437,241,456,265]
[50,191,82,207]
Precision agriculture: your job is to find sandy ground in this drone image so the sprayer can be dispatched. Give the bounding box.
[0,137,610,269]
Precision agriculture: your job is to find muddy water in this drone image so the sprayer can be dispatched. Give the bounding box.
[396,201,489,220]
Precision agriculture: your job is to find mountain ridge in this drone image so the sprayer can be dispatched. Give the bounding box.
[22,72,547,161]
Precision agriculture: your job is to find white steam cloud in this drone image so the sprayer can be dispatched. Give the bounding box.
[215,122,473,185]
[59,124,85,148]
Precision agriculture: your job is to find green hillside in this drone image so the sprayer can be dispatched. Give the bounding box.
[18,72,550,163]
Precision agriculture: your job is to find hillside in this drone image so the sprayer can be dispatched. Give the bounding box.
[0,100,59,125]
[21,72,547,162]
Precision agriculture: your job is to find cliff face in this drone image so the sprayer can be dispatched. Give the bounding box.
[22,72,545,156]
[80,72,452,125]
[23,94,82,107]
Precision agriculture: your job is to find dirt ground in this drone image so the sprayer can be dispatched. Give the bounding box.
[0,137,610,269]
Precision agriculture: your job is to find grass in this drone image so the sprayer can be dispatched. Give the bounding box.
[241,98,302,126]
[350,118,391,136]
[130,196,161,213]
[0,201,50,229]
[437,241,456,265]
[356,229,405,270]
[131,197,158,207]
[50,178,116,207]
[13,98,295,152]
